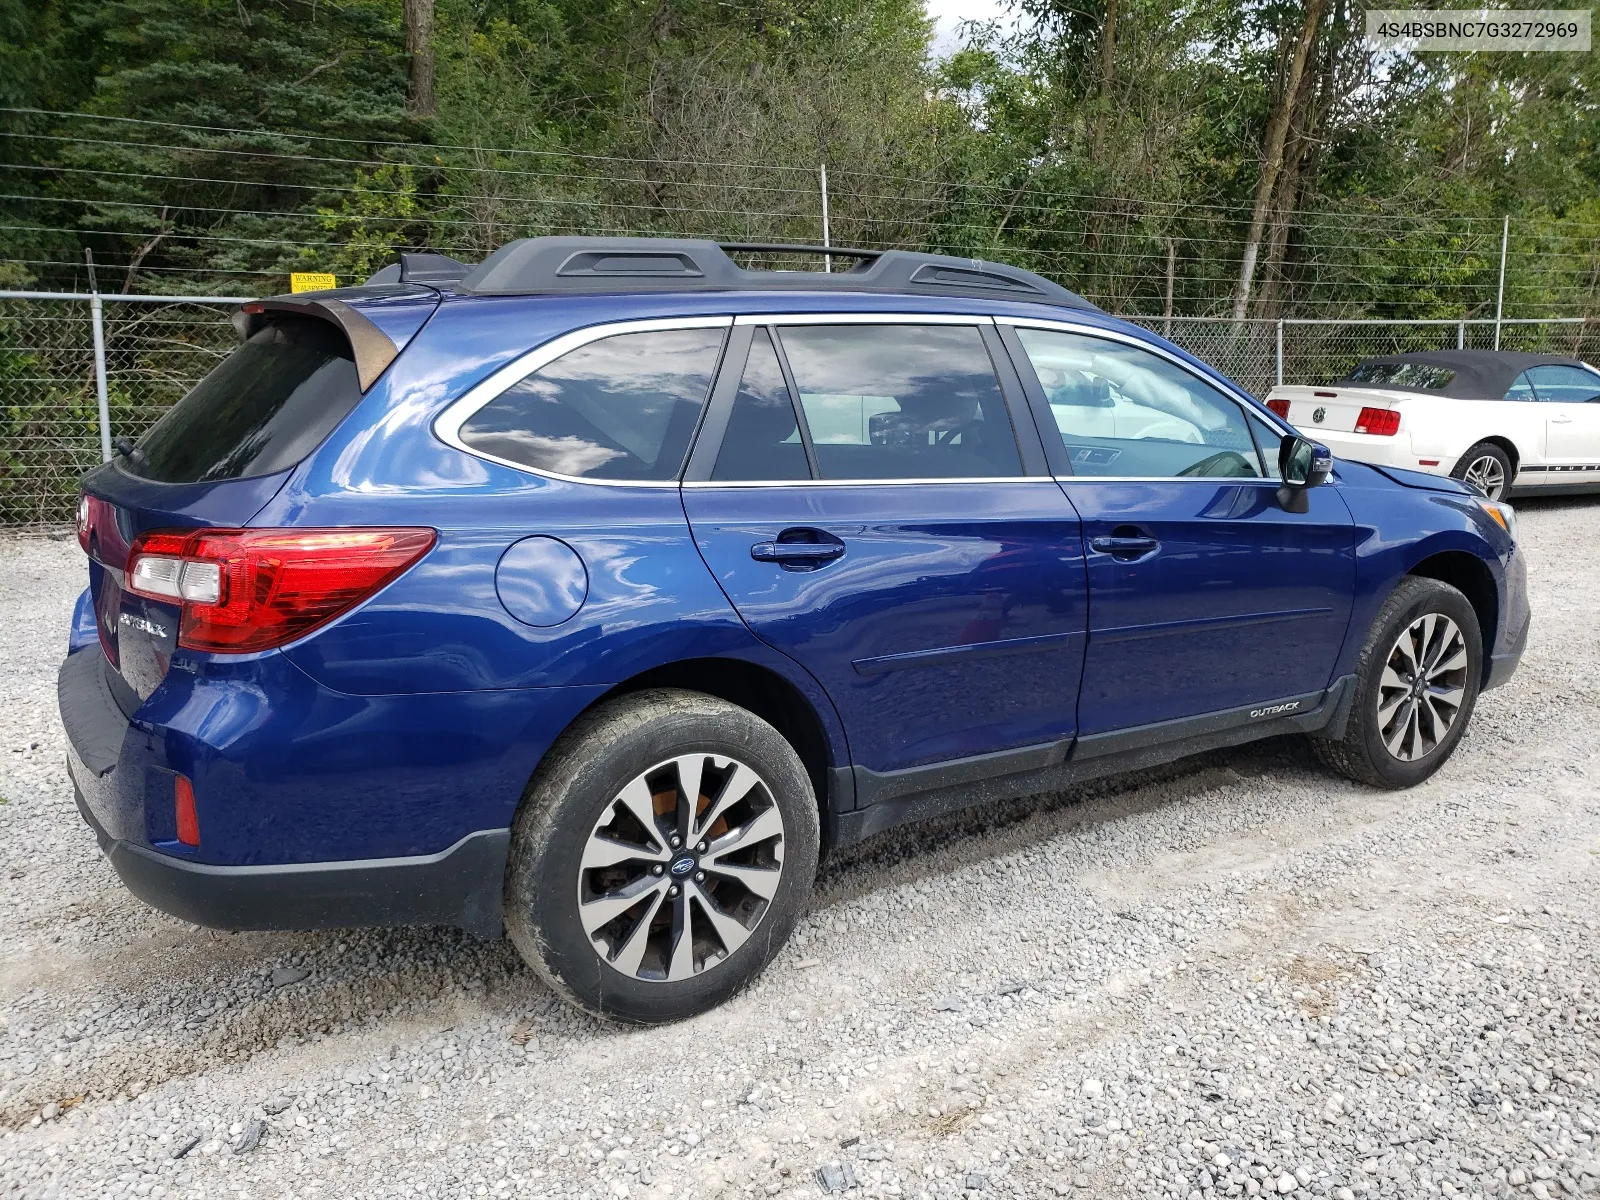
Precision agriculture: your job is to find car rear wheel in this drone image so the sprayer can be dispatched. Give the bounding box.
[1311,577,1483,789]
[504,688,819,1023]
[1451,441,1512,500]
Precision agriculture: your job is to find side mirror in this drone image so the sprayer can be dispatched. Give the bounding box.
[1277,435,1332,511]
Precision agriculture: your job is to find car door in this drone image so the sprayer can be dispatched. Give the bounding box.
[681,316,1089,784]
[998,319,1357,740]
[1527,364,1600,481]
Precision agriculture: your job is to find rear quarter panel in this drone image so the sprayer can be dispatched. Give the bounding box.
[1401,397,1545,470]
[250,290,852,763]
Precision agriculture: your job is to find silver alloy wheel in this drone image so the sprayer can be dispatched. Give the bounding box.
[577,754,785,982]
[1462,454,1507,500]
[1376,612,1469,762]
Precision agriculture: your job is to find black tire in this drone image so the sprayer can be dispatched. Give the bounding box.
[504,688,819,1023]
[1311,577,1483,789]
[1450,441,1513,500]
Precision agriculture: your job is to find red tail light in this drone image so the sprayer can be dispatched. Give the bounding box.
[1267,398,1291,419]
[1355,407,1400,436]
[125,527,436,653]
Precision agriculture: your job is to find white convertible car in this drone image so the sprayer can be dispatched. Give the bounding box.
[1265,349,1600,501]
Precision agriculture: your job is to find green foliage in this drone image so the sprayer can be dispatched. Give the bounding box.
[317,163,421,283]
[6,0,413,291]
[0,0,1596,317]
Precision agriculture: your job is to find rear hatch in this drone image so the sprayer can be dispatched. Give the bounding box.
[1265,384,1407,434]
[78,288,438,706]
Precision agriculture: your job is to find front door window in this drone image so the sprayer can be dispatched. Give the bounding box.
[1012,327,1269,478]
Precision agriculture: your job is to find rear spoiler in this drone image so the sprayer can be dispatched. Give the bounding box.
[232,297,401,392]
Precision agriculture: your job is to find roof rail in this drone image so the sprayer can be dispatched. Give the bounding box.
[450,236,1097,311]
[719,242,882,261]
[365,252,472,286]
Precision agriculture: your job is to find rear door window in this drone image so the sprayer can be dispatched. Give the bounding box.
[711,330,811,482]
[774,324,1021,479]
[129,317,364,483]
[460,327,726,481]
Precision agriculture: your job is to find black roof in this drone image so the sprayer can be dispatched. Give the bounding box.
[363,237,1098,311]
[1336,348,1591,398]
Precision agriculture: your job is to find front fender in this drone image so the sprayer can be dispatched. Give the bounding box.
[1334,469,1518,680]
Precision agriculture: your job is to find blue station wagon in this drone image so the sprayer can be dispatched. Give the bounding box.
[61,239,1529,1021]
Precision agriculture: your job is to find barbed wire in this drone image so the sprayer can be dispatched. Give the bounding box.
[11,108,1600,234]
[10,189,1596,286]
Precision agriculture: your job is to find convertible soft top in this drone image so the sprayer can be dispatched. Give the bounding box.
[1335,349,1588,398]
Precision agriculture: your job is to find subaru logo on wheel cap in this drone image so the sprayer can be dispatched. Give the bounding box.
[669,856,696,876]
[1312,406,1327,423]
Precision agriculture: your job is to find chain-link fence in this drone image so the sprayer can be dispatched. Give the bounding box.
[0,291,1594,526]
[0,293,245,524]
[1130,316,1597,397]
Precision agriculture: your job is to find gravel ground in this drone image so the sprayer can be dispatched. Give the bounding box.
[1,498,1598,1200]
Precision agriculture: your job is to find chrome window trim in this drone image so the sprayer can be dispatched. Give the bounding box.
[432,315,734,487]
[995,314,1304,482]
[734,312,992,327]
[683,476,1040,489]
[1052,476,1295,485]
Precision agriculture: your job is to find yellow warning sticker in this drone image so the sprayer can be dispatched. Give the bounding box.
[290,272,337,294]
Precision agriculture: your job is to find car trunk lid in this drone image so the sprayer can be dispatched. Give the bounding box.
[1265,384,1407,434]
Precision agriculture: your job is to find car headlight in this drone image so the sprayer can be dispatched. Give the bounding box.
[1476,498,1518,541]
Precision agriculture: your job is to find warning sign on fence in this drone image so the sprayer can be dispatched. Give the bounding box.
[290,272,337,293]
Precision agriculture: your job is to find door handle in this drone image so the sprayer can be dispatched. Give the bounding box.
[751,542,844,561]
[750,529,847,567]
[1089,535,1160,560]
[1551,415,1574,424]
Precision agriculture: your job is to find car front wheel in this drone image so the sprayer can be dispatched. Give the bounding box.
[1311,577,1483,789]
[504,688,819,1023]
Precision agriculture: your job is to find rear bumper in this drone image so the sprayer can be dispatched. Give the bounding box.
[57,642,597,938]
[74,783,508,938]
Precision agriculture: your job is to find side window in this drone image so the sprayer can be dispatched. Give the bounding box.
[1246,411,1284,479]
[1013,328,1262,478]
[711,330,811,481]
[1527,365,1600,403]
[775,325,1022,480]
[459,327,725,480]
[1504,371,1536,401]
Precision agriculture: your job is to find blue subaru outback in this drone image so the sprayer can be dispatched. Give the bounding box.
[61,238,1528,1021]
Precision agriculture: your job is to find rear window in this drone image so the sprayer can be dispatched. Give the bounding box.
[128,318,364,484]
[776,325,1021,480]
[1339,361,1455,389]
[459,328,726,481]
